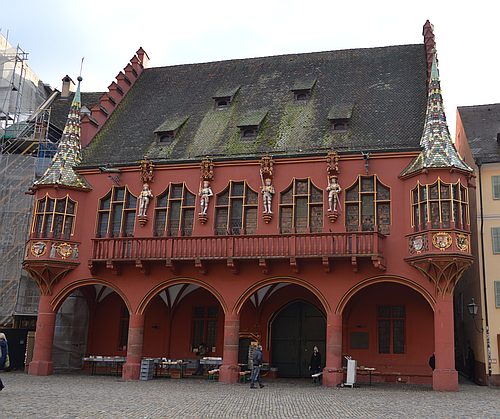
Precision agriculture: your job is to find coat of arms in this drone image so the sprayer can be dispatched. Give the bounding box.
[409,235,426,253]
[57,242,74,259]
[456,234,469,252]
[31,241,47,257]
[432,232,452,251]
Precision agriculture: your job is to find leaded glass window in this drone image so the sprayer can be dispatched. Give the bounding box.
[411,180,469,231]
[154,184,195,236]
[377,305,405,354]
[345,176,391,234]
[32,195,76,239]
[215,181,258,235]
[279,178,323,234]
[192,306,218,351]
[97,187,137,238]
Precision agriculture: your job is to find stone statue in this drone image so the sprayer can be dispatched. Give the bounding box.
[327,176,341,212]
[261,178,275,214]
[199,180,213,215]
[138,183,153,217]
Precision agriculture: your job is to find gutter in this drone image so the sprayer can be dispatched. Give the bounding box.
[475,158,492,379]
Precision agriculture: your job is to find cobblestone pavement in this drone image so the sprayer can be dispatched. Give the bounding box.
[0,372,499,418]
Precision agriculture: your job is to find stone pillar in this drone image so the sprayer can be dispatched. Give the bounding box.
[433,294,458,391]
[323,311,343,387]
[219,313,240,384]
[29,295,56,376]
[122,313,145,380]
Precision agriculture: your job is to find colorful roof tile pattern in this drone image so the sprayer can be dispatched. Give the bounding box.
[400,54,472,176]
[35,77,91,189]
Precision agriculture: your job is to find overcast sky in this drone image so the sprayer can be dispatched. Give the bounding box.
[1,0,499,137]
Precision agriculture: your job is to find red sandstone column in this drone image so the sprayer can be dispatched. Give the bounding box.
[219,313,240,384]
[122,313,145,380]
[323,312,343,387]
[29,295,56,376]
[433,294,458,391]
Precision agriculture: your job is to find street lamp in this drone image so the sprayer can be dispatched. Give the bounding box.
[467,298,479,316]
[466,298,483,332]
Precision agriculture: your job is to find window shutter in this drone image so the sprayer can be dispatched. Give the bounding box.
[495,281,500,308]
[492,176,500,199]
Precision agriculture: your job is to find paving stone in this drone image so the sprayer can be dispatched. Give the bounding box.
[0,372,499,418]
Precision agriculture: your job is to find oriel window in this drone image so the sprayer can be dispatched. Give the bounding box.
[32,195,76,239]
[215,181,258,235]
[411,180,469,231]
[345,175,390,234]
[279,178,323,234]
[154,183,196,237]
[96,187,137,238]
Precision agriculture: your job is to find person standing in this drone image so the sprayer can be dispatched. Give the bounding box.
[250,345,265,389]
[195,343,207,376]
[309,346,322,374]
[0,332,9,391]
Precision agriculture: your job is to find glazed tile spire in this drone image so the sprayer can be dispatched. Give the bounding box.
[400,53,472,176]
[35,76,91,189]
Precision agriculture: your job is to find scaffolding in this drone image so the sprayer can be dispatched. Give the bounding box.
[0,33,54,327]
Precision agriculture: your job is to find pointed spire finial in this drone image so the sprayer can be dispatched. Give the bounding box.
[34,70,91,189]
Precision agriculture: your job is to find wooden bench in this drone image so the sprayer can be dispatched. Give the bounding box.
[311,372,323,384]
[208,368,219,381]
[239,370,251,383]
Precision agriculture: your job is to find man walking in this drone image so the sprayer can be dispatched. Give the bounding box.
[250,345,265,389]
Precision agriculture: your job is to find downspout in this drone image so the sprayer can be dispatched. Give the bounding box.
[475,158,492,379]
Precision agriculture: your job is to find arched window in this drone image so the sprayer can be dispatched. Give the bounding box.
[154,183,196,236]
[96,187,137,238]
[215,181,258,235]
[32,195,76,239]
[345,175,391,234]
[411,179,469,231]
[279,178,323,234]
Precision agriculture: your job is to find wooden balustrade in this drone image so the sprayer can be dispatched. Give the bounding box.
[91,232,385,263]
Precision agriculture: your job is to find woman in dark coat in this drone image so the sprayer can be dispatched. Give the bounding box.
[309,346,322,374]
[0,332,8,391]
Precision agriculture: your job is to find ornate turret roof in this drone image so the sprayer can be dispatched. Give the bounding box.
[35,77,91,189]
[400,54,472,177]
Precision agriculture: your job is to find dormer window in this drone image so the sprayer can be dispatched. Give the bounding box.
[213,86,240,110]
[215,97,231,109]
[154,116,188,144]
[159,131,175,143]
[291,79,316,102]
[237,110,268,140]
[332,121,348,131]
[328,103,354,132]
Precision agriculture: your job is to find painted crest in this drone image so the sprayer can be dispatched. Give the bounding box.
[456,234,469,252]
[31,241,47,257]
[432,232,452,251]
[410,235,426,253]
[57,242,74,259]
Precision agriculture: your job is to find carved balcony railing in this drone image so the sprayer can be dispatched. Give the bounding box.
[90,232,386,273]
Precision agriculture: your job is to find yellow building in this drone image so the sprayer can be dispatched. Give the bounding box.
[455,103,500,386]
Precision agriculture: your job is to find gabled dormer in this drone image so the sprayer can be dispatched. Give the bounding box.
[213,86,240,110]
[154,116,189,144]
[327,103,354,131]
[291,78,316,101]
[237,110,268,139]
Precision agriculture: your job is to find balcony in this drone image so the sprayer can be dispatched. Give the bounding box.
[405,230,474,294]
[90,232,386,274]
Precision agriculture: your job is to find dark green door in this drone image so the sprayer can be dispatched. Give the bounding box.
[271,301,326,377]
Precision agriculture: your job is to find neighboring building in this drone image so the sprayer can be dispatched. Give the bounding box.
[23,22,473,391]
[455,103,500,386]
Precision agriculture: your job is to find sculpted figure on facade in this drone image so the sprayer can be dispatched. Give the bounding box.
[260,155,275,222]
[199,180,213,216]
[326,150,341,222]
[327,176,341,212]
[138,183,153,217]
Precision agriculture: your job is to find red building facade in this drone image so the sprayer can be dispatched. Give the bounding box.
[23,22,473,391]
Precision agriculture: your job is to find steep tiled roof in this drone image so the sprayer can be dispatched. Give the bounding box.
[458,104,500,164]
[400,54,472,176]
[35,78,91,189]
[50,91,103,130]
[82,44,428,166]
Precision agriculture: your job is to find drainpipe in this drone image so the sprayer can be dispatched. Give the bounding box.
[475,158,492,379]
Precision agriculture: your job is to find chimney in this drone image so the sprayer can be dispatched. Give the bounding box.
[61,75,75,98]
